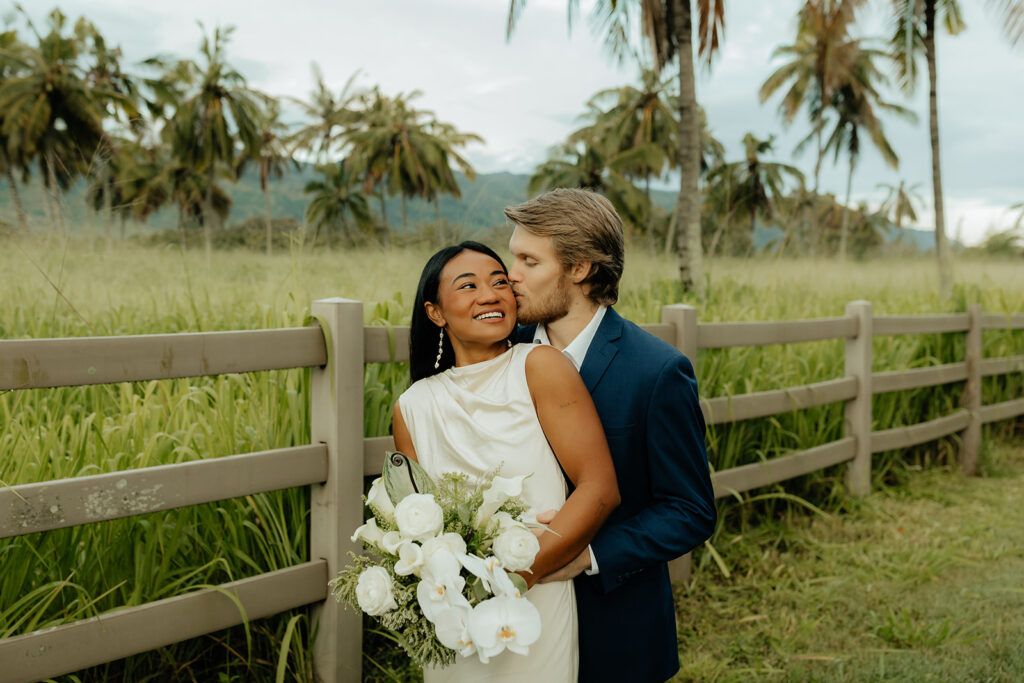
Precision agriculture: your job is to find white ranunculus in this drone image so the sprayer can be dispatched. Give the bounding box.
[468,594,542,663]
[422,532,468,562]
[381,530,404,554]
[366,476,395,523]
[492,525,540,572]
[394,493,444,543]
[416,550,466,622]
[473,475,527,528]
[459,554,518,598]
[350,517,384,547]
[433,601,476,658]
[394,540,425,576]
[355,566,398,616]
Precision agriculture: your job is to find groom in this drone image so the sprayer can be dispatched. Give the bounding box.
[505,188,716,682]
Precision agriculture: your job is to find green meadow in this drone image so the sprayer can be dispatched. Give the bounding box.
[1,237,1022,681]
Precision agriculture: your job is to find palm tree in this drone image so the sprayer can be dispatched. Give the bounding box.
[0,27,28,230]
[887,0,1024,297]
[818,46,914,260]
[164,25,265,262]
[0,9,129,236]
[240,100,297,256]
[304,160,371,247]
[508,0,729,294]
[877,180,923,230]
[420,120,483,222]
[703,133,805,258]
[289,63,364,164]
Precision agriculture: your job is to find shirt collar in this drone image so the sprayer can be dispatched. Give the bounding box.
[533,305,608,371]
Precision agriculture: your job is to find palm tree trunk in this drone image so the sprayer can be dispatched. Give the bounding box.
[204,175,214,267]
[434,197,441,223]
[45,149,65,237]
[4,162,28,230]
[672,0,703,296]
[119,213,126,241]
[104,171,114,246]
[401,194,408,231]
[377,189,390,245]
[264,185,273,257]
[645,174,655,253]
[925,1,952,298]
[839,156,854,261]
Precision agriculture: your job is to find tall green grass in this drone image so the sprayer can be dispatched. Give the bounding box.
[1,235,1022,681]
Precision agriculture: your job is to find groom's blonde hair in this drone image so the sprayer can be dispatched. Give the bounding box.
[504,188,624,305]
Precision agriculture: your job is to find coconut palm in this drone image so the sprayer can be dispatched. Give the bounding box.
[0,27,29,230]
[877,180,923,229]
[304,160,371,247]
[817,45,914,260]
[163,25,265,262]
[703,133,805,258]
[420,120,483,222]
[0,9,129,236]
[239,100,297,256]
[289,63,364,164]
[508,0,730,294]
[887,0,1024,296]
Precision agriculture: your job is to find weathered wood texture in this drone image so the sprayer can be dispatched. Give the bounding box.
[0,561,327,683]
[697,316,857,348]
[711,438,856,498]
[872,362,968,394]
[310,299,364,683]
[873,314,969,335]
[844,302,873,496]
[962,304,983,475]
[364,435,396,476]
[0,327,326,391]
[0,445,327,539]
[701,377,857,425]
[870,411,971,453]
[980,355,1024,377]
[979,398,1024,424]
[981,313,1024,330]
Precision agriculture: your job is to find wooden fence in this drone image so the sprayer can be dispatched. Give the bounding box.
[1,298,1022,682]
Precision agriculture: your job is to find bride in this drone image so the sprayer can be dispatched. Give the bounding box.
[393,241,620,682]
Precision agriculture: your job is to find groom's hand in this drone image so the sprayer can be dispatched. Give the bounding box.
[538,549,591,583]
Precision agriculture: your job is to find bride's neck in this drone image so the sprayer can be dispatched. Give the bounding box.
[451,340,509,368]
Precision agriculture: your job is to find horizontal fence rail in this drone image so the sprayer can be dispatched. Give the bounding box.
[697,316,857,348]
[870,411,972,453]
[981,313,1024,330]
[700,377,857,425]
[711,438,857,498]
[873,314,970,336]
[872,362,969,394]
[980,398,1024,425]
[0,561,328,683]
[0,445,328,539]
[0,327,327,391]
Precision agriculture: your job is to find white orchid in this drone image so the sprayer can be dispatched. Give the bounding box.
[473,475,527,527]
[416,550,467,622]
[366,476,395,523]
[350,517,385,547]
[468,594,542,663]
[394,540,425,576]
[355,566,398,616]
[433,601,477,658]
[492,525,540,572]
[459,554,519,598]
[394,493,444,543]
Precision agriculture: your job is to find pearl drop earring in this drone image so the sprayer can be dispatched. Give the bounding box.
[434,329,445,369]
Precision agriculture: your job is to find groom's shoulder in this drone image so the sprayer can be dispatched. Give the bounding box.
[611,309,685,363]
[512,324,537,344]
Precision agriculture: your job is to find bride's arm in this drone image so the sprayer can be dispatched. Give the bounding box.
[392,401,419,462]
[523,345,620,589]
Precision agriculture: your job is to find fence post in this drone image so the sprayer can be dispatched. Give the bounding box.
[962,303,982,476]
[844,301,873,497]
[310,298,364,683]
[662,304,699,583]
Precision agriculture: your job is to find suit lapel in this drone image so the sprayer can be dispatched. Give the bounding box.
[579,308,623,393]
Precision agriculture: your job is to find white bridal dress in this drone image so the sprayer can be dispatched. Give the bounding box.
[397,343,579,683]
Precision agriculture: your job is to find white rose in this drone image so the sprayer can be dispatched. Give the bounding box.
[394,541,426,576]
[366,477,395,523]
[394,493,444,543]
[492,525,540,572]
[422,532,468,562]
[355,566,398,616]
[350,517,384,547]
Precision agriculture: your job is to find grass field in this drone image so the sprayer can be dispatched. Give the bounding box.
[1,236,1022,681]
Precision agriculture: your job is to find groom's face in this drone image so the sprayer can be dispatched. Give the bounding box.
[508,225,573,325]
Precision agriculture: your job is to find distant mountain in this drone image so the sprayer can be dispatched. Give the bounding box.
[0,165,938,250]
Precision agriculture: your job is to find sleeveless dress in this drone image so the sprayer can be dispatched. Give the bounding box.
[397,343,579,683]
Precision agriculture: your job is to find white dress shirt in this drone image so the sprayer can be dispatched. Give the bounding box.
[532,304,608,575]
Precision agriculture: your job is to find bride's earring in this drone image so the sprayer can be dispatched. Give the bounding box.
[507,338,512,348]
[434,329,445,369]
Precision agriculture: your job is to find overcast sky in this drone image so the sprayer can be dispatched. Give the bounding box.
[21,0,1024,244]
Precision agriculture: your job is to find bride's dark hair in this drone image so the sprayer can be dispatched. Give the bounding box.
[410,241,510,383]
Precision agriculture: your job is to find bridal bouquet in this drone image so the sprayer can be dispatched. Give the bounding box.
[329,451,544,668]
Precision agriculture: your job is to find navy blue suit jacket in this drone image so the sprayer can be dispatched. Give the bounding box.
[517,307,716,682]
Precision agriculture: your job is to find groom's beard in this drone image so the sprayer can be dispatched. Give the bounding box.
[515,274,573,326]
